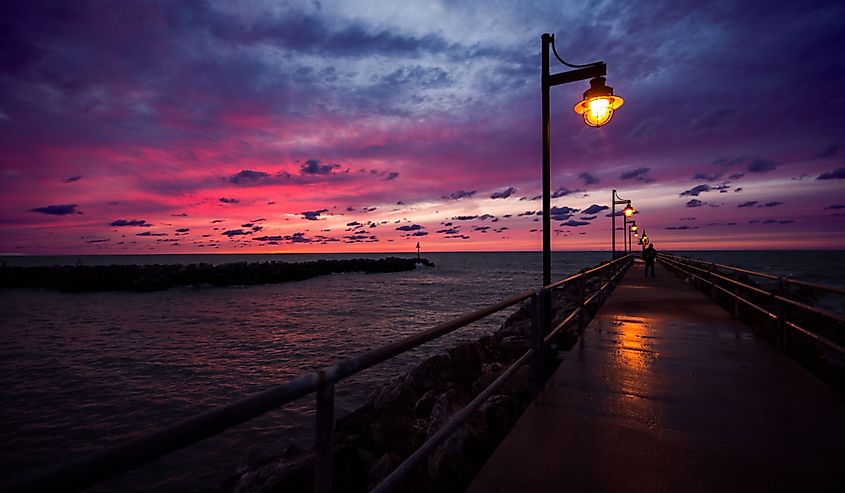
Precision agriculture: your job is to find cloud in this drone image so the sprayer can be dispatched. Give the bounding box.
[759,201,783,208]
[301,159,340,175]
[490,187,516,199]
[620,167,653,183]
[579,172,599,185]
[692,172,722,182]
[30,204,79,215]
[443,190,476,200]
[396,224,423,231]
[679,184,711,197]
[746,159,777,173]
[824,204,845,210]
[136,231,167,237]
[111,219,152,227]
[737,201,758,208]
[560,220,590,227]
[409,231,428,236]
[229,169,271,183]
[550,206,579,221]
[665,225,699,230]
[817,167,845,180]
[175,228,190,233]
[219,197,240,204]
[551,187,583,198]
[685,199,703,208]
[222,229,251,236]
[728,173,745,180]
[385,172,399,181]
[301,209,329,220]
[452,215,478,221]
[819,145,838,158]
[582,204,609,215]
[62,175,82,183]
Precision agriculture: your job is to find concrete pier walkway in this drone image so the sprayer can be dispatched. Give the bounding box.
[467,263,845,492]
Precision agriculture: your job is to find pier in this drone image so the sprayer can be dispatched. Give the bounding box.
[467,261,845,492]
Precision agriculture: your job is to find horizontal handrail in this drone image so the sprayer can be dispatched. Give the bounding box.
[657,254,844,356]
[13,255,634,493]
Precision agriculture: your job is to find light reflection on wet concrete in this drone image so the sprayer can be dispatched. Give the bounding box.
[468,263,845,493]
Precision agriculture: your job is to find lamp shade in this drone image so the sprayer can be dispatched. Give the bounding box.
[573,77,624,127]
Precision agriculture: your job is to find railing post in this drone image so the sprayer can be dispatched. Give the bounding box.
[530,290,545,395]
[577,274,586,329]
[315,376,335,493]
[733,271,741,317]
[777,277,787,351]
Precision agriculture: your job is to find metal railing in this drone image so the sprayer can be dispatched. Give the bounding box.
[13,254,634,493]
[657,253,845,354]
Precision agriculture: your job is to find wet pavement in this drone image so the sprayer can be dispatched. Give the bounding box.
[467,263,845,492]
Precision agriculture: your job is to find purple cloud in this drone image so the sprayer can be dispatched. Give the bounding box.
[817,167,845,180]
[110,219,152,227]
[490,187,516,199]
[31,204,79,215]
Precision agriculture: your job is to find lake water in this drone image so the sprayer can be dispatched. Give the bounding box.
[1,250,842,491]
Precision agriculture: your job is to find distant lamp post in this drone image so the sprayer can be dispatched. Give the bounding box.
[416,242,420,260]
[611,190,634,258]
[641,229,650,246]
[629,221,638,252]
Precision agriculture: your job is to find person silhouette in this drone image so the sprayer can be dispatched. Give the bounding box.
[643,243,657,278]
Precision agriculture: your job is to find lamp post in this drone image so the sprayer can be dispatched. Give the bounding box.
[541,32,624,287]
[611,190,634,259]
[629,221,638,253]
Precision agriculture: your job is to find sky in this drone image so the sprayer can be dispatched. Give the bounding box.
[1,0,844,255]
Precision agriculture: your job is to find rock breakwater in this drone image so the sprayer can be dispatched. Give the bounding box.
[222,273,613,493]
[0,257,434,292]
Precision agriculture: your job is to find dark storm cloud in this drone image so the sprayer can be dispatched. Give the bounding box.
[229,169,271,183]
[582,204,609,215]
[737,201,758,208]
[301,209,329,220]
[579,172,599,185]
[620,167,653,183]
[746,159,778,174]
[396,224,423,231]
[443,190,476,200]
[490,187,516,199]
[30,204,79,215]
[219,197,240,204]
[817,167,845,180]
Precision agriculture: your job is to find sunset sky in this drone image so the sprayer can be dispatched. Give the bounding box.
[2,0,844,254]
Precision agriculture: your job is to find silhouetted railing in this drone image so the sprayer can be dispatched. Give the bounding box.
[658,253,845,354]
[12,255,634,493]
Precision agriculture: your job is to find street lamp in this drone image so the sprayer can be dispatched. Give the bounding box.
[629,221,638,254]
[611,190,634,259]
[542,32,624,287]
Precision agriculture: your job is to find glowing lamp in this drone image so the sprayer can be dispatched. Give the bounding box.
[573,77,624,127]
[623,202,635,217]
[630,223,638,232]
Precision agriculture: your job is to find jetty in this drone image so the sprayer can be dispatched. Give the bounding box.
[468,260,845,492]
[10,254,844,492]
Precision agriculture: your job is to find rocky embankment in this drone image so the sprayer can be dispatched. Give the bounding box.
[220,274,611,493]
[0,257,434,292]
